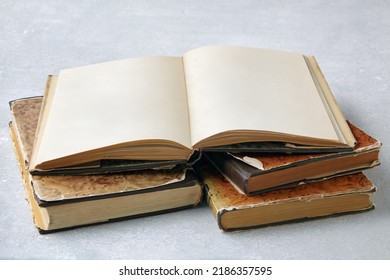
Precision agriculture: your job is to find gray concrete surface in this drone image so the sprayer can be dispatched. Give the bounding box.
[0,0,389,259]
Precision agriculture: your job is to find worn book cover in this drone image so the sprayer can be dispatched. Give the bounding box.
[195,161,375,232]
[205,122,380,195]
[9,97,203,233]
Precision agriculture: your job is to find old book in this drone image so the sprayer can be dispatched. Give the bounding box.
[30,45,355,172]
[9,97,203,233]
[205,122,381,195]
[196,161,375,231]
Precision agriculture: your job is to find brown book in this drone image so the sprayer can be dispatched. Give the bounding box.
[29,46,356,172]
[205,122,380,195]
[196,161,375,232]
[9,97,203,233]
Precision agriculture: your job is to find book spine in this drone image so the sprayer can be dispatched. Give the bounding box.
[205,153,251,194]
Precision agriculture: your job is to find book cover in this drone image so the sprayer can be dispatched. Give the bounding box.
[9,97,203,233]
[205,122,380,195]
[195,161,375,232]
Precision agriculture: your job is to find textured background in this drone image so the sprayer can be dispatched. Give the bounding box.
[1,0,389,259]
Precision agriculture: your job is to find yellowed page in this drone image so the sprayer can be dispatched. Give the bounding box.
[34,57,190,167]
[183,46,340,147]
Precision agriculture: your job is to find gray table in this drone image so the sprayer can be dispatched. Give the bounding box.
[1,0,389,259]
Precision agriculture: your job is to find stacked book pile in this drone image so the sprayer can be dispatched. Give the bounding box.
[9,96,203,233]
[197,121,380,231]
[9,46,381,233]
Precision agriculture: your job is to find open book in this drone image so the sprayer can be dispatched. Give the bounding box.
[30,46,356,171]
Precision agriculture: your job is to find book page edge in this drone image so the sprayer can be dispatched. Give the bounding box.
[305,56,356,147]
[29,75,58,170]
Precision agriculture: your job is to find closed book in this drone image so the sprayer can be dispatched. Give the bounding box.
[9,97,203,233]
[196,161,375,232]
[205,122,380,195]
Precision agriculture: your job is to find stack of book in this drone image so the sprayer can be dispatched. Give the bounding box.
[196,121,380,231]
[9,96,203,233]
[9,45,381,233]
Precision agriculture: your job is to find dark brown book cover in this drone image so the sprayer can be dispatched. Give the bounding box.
[9,97,203,233]
[206,122,380,195]
[196,160,375,232]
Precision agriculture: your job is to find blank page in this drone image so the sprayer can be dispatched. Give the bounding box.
[183,46,339,146]
[35,56,190,166]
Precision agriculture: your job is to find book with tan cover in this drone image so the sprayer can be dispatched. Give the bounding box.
[9,97,203,233]
[205,122,381,195]
[195,160,375,232]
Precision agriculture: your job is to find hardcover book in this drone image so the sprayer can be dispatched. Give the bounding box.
[205,122,381,195]
[30,45,355,172]
[195,161,376,232]
[9,97,203,233]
